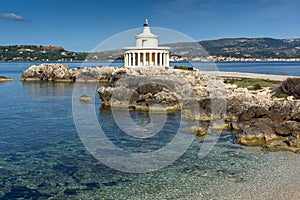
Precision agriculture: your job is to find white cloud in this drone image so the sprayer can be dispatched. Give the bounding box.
[0,13,25,21]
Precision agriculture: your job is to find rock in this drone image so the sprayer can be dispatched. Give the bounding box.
[285,121,300,132]
[274,123,291,136]
[80,95,93,102]
[20,63,76,82]
[98,87,113,104]
[0,75,13,82]
[238,106,269,122]
[236,127,266,146]
[265,140,293,152]
[268,102,292,123]
[227,121,242,131]
[236,118,281,146]
[97,67,209,112]
[287,96,294,101]
[292,131,300,140]
[76,66,127,82]
[185,126,207,136]
[284,136,300,148]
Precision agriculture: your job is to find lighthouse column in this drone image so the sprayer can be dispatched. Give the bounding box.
[159,53,162,66]
[128,53,132,67]
[124,53,128,67]
[133,52,136,67]
[166,53,169,67]
[138,52,141,66]
[149,51,152,66]
[143,52,146,66]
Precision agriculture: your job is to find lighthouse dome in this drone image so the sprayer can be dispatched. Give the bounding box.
[135,19,159,48]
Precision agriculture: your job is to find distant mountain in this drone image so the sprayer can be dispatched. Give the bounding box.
[166,38,300,59]
[1,38,300,62]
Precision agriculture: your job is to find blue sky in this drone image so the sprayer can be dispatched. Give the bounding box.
[0,0,300,51]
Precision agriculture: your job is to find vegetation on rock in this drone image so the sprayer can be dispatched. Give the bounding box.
[224,78,279,90]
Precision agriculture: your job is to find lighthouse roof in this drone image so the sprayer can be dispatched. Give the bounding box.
[135,19,158,39]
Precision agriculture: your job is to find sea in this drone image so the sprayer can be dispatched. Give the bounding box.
[1,62,300,199]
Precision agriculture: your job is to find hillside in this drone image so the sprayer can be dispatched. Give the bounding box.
[199,38,300,58]
[1,38,300,62]
[165,38,300,60]
[0,45,88,62]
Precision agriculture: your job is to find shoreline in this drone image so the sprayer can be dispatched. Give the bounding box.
[215,71,299,81]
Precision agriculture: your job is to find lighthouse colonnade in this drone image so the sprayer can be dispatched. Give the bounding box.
[124,50,169,67]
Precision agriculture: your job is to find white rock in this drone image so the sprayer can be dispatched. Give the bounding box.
[287,96,294,101]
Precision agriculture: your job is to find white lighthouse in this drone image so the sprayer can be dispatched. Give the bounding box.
[124,19,170,68]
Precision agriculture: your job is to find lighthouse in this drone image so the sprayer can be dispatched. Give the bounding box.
[124,20,170,67]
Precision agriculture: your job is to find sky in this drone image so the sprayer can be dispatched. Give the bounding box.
[0,0,300,52]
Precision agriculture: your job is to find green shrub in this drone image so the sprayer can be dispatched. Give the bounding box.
[253,83,262,90]
[174,65,193,70]
[276,93,288,99]
[224,78,279,90]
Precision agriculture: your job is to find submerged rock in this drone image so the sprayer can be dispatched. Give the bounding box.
[0,75,13,82]
[0,186,50,199]
[80,95,93,102]
[185,126,208,136]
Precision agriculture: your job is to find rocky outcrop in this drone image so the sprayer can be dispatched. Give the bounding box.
[95,66,300,153]
[97,67,226,113]
[0,75,13,82]
[235,100,300,153]
[20,64,129,83]
[20,64,77,82]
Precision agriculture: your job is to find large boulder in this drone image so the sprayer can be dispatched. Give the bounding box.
[238,106,269,122]
[97,73,182,111]
[236,118,282,146]
[268,102,292,123]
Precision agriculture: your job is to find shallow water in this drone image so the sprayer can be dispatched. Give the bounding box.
[1,62,300,199]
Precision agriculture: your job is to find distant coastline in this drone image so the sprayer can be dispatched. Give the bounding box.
[1,37,300,62]
[0,58,300,64]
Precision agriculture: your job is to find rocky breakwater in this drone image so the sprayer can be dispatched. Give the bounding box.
[20,63,77,82]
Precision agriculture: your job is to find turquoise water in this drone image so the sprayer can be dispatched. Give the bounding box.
[1,62,300,199]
